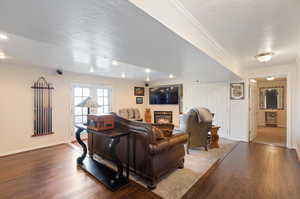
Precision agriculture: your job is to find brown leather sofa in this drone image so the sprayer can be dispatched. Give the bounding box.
[88,112,188,189]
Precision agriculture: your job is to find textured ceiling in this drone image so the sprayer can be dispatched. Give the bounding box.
[0,0,239,82]
[178,0,300,68]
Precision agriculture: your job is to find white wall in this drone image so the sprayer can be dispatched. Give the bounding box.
[185,81,230,138]
[0,63,146,156]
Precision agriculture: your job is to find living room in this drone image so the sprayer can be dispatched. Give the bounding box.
[1,1,300,199]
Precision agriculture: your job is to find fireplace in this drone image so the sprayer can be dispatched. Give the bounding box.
[154,111,173,124]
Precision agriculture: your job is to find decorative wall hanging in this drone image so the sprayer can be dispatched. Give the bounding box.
[134,87,145,96]
[136,97,143,104]
[230,83,245,100]
[31,77,54,137]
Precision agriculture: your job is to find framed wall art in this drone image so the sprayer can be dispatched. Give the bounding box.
[230,83,245,100]
[134,87,145,96]
[136,97,143,104]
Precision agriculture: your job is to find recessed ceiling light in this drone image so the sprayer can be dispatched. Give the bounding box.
[89,67,94,73]
[255,52,274,63]
[145,68,151,73]
[266,76,275,81]
[112,60,118,66]
[121,73,126,78]
[0,33,8,40]
[249,79,257,83]
[146,76,150,81]
[169,74,174,79]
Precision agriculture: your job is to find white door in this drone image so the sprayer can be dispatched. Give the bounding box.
[249,81,258,141]
[72,85,112,138]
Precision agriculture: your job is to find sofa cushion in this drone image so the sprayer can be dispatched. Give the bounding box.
[118,108,129,119]
[134,108,141,119]
[128,108,135,119]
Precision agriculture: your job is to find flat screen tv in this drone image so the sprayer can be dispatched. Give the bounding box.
[150,86,179,105]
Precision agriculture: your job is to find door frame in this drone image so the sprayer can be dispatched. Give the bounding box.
[69,83,113,140]
[246,73,291,148]
[248,80,258,141]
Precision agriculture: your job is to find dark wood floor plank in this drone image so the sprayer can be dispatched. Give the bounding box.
[183,142,300,199]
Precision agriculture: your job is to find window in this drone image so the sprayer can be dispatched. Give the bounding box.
[72,85,112,127]
[97,88,111,114]
[73,87,90,124]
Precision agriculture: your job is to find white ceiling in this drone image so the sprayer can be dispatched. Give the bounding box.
[178,0,300,68]
[0,0,239,82]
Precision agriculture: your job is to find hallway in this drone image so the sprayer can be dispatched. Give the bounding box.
[253,127,286,147]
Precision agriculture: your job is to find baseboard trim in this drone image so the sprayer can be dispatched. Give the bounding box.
[222,136,248,142]
[0,140,70,157]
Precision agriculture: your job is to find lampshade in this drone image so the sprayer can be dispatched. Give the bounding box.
[76,97,100,108]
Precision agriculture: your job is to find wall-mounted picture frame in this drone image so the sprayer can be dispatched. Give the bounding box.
[136,97,143,104]
[134,87,145,96]
[230,83,245,100]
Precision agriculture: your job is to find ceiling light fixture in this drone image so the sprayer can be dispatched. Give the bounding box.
[145,68,151,73]
[249,79,257,83]
[112,60,118,66]
[0,33,8,40]
[266,76,275,81]
[255,52,274,63]
[121,73,126,78]
[169,74,174,79]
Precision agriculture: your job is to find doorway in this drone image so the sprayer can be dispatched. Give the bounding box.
[248,77,287,147]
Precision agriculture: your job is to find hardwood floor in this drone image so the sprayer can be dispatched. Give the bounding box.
[183,142,300,199]
[0,145,160,199]
[253,127,286,147]
[1,142,300,199]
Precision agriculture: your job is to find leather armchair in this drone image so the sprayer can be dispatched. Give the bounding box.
[88,113,188,189]
[179,111,212,154]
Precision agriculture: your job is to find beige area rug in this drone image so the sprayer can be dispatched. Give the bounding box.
[71,139,238,199]
[150,139,237,199]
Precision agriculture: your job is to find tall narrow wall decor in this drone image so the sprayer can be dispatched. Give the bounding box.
[31,77,54,136]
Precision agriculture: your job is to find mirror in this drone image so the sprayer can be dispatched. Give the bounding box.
[259,87,284,109]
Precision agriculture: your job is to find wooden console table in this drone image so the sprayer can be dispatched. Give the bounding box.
[210,126,220,148]
[75,124,130,191]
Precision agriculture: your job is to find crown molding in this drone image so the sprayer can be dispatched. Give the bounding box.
[169,0,241,75]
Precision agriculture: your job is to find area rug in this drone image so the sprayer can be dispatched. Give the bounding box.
[151,139,237,199]
[70,138,238,199]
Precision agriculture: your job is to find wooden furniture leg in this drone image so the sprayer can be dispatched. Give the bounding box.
[210,126,220,148]
[75,128,87,164]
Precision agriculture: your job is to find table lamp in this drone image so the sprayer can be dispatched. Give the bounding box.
[76,96,100,115]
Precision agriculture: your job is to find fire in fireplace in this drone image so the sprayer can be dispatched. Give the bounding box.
[154,111,173,124]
